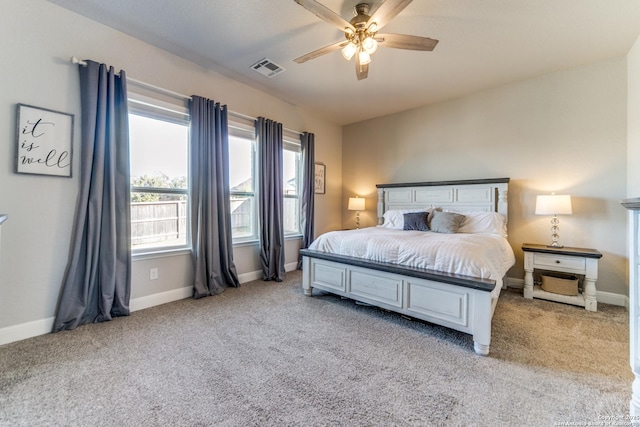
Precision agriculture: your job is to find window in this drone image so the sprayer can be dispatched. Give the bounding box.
[227,118,303,242]
[229,122,257,242]
[283,139,301,236]
[128,89,190,252]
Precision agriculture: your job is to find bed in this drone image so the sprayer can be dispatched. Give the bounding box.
[300,178,514,355]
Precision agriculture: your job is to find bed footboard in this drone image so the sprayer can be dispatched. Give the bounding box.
[300,250,497,356]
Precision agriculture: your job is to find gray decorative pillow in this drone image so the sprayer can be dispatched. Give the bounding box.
[426,207,442,228]
[430,211,466,234]
[403,212,429,231]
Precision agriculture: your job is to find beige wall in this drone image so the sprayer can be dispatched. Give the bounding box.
[0,1,342,331]
[343,58,628,296]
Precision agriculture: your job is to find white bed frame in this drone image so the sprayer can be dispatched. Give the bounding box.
[300,178,510,355]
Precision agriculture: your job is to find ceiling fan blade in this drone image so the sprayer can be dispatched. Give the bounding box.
[293,0,355,32]
[294,40,348,64]
[367,0,413,31]
[355,55,369,80]
[376,33,439,51]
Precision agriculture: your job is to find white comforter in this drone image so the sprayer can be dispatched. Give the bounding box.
[308,227,515,282]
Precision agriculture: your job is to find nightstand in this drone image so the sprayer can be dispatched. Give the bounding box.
[522,243,602,312]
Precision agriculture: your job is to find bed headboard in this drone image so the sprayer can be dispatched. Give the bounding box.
[376,178,510,225]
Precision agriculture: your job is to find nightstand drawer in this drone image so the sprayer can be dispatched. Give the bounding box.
[533,253,586,271]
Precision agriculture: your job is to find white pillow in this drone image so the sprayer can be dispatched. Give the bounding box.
[382,209,427,229]
[457,212,507,237]
[382,208,441,230]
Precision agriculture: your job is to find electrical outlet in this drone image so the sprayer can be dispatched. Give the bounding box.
[149,268,158,280]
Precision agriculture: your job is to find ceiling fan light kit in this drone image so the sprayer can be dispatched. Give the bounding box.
[293,0,439,80]
[361,36,378,54]
[358,49,371,65]
[342,41,358,60]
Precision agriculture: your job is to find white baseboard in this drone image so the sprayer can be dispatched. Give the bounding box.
[0,286,192,346]
[0,317,55,346]
[237,270,263,283]
[598,290,629,308]
[238,262,299,284]
[129,286,192,312]
[505,277,627,308]
[285,262,299,273]
[1,263,303,346]
[505,276,524,289]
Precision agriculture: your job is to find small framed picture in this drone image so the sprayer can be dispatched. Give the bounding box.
[16,104,74,177]
[314,163,325,194]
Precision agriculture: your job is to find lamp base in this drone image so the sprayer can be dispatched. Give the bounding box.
[548,217,562,248]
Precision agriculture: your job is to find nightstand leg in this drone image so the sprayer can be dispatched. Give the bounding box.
[524,268,534,299]
[583,277,597,311]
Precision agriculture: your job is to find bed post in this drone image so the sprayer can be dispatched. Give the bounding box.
[302,256,312,296]
[472,291,493,356]
[497,183,508,224]
[377,188,385,225]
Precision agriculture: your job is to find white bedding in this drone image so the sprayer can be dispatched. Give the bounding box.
[308,227,515,286]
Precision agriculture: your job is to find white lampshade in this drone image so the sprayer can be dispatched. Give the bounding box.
[358,49,371,65]
[348,197,365,211]
[341,42,357,60]
[535,195,572,215]
[362,36,378,54]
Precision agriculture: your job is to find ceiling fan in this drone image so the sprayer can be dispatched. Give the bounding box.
[293,0,438,80]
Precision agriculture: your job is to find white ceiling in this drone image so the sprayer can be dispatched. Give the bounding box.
[48,0,640,125]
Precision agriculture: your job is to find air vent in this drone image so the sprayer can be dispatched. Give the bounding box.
[251,58,285,78]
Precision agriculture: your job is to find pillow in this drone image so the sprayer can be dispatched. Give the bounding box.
[426,207,442,228]
[457,212,508,237]
[382,209,425,229]
[382,207,441,230]
[430,211,466,234]
[402,212,429,231]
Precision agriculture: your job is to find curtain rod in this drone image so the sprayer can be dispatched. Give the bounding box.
[72,57,191,100]
[70,57,303,136]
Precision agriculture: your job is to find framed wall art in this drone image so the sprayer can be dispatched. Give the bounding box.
[16,103,74,177]
[314,163,325,194]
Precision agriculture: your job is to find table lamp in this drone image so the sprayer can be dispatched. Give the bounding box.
[348,197,365,229]
[535,194,572,247]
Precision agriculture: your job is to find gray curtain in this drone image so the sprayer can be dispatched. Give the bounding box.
[53,60,131,332]
[190,96,240,298]
[256,117,285,282]
[298,132,315,269]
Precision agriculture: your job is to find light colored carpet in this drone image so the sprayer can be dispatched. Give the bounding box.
[0,270,631,426]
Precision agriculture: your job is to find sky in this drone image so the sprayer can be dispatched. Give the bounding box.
[129,114,298,189]
[129,114,188,180]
